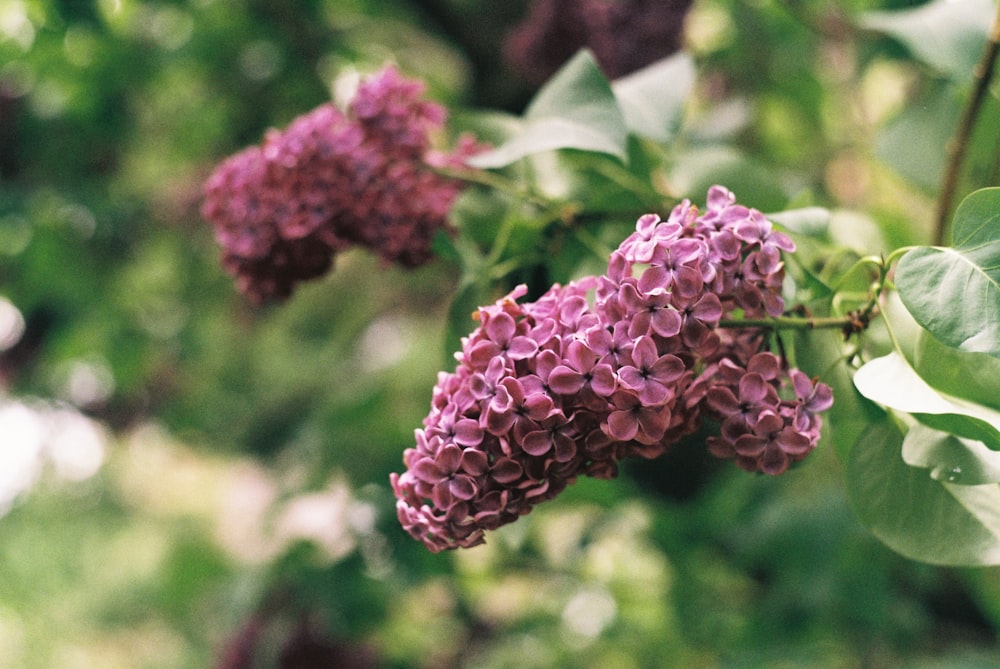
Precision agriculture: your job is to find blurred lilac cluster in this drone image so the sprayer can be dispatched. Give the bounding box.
[392,186,833,552]
[505,0,693,83]
[201,66,479,302]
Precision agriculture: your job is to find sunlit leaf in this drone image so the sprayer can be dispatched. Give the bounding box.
[860,0,994,80]
[468,50,628,168]
[450,109,523,146]
[466,120,625,169]
[853,351,1000,449]
[895,187,1000,357]
[611,52,694,143]
[903,423,1000,485]
[847,419,1000,566]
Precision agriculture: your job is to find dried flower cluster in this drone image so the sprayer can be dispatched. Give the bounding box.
[201,66,479,302]
[392,186,833,552]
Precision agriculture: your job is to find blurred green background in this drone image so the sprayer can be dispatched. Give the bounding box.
[1,0,999,667]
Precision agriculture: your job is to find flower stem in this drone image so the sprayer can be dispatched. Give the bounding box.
[718,314,863,331]
[932,4,1000,246]
[721,255,890,336]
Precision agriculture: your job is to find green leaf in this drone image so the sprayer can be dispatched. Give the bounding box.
[915,330,1000,411]
[903,423,1000,485]
[847,419,1000,566]
[895,187,1000,357]
[611,52,694,143]
[853,351,1000,450]
[860,0,994,81]
[467,50,628,169]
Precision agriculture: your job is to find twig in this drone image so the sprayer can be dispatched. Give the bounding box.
[932,5,1000,246]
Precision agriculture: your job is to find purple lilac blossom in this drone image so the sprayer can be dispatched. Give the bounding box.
[702,352,832,475]
[201,66,481,303]
[393,186,834,552]
[392,280,621,552]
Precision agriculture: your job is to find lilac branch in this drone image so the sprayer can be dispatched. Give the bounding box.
[933,5,1000,246]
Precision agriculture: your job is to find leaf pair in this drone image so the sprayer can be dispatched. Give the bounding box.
[851,348,1000,566]
[849,187,1000,566]
[469,50,694,169]
[855,349,1000,472]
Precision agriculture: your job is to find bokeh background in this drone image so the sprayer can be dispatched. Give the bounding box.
[1,0,999,667]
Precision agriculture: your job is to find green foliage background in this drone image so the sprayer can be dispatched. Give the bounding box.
[1,0,999,667]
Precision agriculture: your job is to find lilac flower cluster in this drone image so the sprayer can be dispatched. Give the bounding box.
[702,350,833,475]
[392,186,833,552]
[201,66,479,302]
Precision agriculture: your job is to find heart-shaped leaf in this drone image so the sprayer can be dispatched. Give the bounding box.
[847,419,1000,566]
[468,50,628,169]
[895,187,1000,358]
[853,351,1000,449]
[611,52,694,143]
